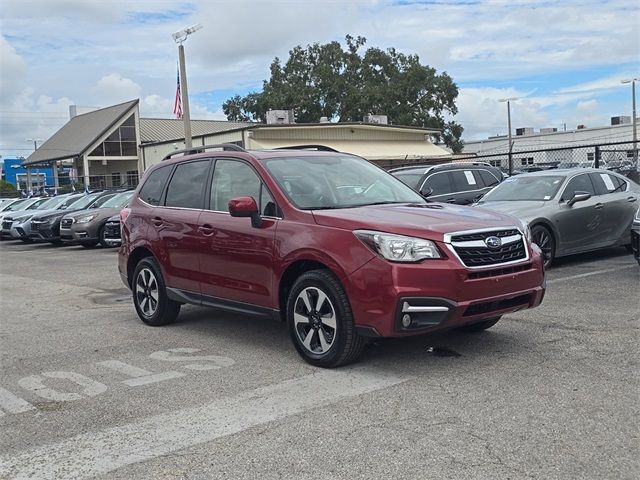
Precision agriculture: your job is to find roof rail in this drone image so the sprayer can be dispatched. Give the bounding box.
[274,144,340,153]
[163,143,247,160]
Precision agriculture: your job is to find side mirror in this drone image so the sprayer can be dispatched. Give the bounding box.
[567,191,591,207]
[228,196,262,228]
[421,187,433,198]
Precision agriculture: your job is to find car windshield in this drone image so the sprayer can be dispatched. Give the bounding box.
[36,195,71,210]
[392,172,424,189]
[3,199,27,211]
[64,193,104,210]
[263,155,425,209]
[480,175,565,202]
[100,192,133,208]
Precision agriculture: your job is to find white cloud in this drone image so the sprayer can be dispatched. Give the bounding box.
[92,74,142,105]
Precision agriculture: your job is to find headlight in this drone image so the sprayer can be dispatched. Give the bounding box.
[635,208,640,221]
[76,215,96,224]
[354,230,441,262]
[519,219,532,243]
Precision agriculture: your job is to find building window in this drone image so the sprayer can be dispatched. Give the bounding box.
[520,157,534,166]
[88,114,138,157]
[111,172,121,187]
[126,170,139,187]
[587,152,595,162]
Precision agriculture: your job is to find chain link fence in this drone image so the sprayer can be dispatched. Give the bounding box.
[375,140,639,183]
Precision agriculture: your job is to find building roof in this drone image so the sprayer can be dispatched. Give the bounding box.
[23,100,139,166]
[139,118,252,144]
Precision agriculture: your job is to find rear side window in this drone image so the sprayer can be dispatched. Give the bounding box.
[450,170,481,192]
[590,173,626,195]
[165,160,210,209]
[561,174,596,200]
[479,169,499,187]
[139,166,172,206]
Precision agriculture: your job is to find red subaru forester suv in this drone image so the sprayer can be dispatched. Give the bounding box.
[119,145,545,367]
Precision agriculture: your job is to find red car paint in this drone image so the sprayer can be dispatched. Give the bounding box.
[119,149,545,340]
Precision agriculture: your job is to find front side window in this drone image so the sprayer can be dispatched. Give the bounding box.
[423,172,451,196]
[561,174,596,201]
[264,155,424,210]
[139,166,172,206]
[210,160,276,215]
[165,161,210,209]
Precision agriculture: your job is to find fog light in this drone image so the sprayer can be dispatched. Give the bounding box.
[401,314,411,328]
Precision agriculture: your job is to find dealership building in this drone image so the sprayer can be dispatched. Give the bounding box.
[21,99,450,190]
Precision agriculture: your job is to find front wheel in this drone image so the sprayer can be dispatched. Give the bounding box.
[456,316,502,332]
[287,270,366,368]
[531,224,555,268]
[132,257,180,326]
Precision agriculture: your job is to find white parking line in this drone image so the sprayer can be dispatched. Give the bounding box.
[0,368,405,480]
[548,265,636,284]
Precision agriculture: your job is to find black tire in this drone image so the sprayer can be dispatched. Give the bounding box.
[20,237,33,243]
[531,224,555,268]
[132,257,181,326]
[456,316,502,333]
[81,240,100,248]
[49,238,63,246]
[624,244,633,253]
[98,225,109,248]
[287,269,366,368]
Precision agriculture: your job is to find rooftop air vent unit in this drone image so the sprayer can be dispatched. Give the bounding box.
[540,128,558,134]
[363,114,388,125]
[266,110,295,125]
[515,127,534,136]
[611,116,631,125]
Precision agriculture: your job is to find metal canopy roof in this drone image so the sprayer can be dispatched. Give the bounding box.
[22,100,139,166]
[139,118,252,143]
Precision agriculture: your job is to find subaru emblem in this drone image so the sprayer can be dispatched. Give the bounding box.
[485,236,502,249]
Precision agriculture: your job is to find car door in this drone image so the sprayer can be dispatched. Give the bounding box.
[197,158,278,310]
[554,173,604,253]
[589,172,639,244]
[153,159,211,293]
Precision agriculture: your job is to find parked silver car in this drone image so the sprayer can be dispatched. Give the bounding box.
[475,169,640,267]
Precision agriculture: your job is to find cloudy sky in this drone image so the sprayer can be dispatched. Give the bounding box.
[0,0,638,160]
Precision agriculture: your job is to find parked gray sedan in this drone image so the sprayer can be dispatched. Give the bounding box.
[475,169,640,267]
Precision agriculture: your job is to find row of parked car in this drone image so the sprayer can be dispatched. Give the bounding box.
[388,162,640,267]
[0,190,130,248]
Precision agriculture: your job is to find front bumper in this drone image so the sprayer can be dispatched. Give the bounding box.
[346,245,546,338]
[102,221,121,246]
[60,225,97,243]
[29,221,58,241]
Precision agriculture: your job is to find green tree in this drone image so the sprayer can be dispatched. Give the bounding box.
[223,35,464,152]
[0,179,17,194]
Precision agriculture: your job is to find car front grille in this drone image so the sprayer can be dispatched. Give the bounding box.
[31,221,43,231]
[104,221,120,238]
[61,218,73,228]
[2,220,12,230]
[448,228,527,268]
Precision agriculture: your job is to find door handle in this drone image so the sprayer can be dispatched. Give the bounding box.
[151,217,164,226]
[627,197,637,203]
[594,203,604,210]
[198,224,214,236]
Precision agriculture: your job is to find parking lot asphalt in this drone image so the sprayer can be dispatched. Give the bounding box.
[0,240,638,480]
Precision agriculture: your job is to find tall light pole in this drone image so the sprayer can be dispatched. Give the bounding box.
[498,97,520,175]
[172,24,202,150]
[621,78,639,176]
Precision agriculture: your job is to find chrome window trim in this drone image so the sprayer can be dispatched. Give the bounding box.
[443,226,530,269]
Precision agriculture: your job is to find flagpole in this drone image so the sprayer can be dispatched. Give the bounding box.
[178,44,192,150]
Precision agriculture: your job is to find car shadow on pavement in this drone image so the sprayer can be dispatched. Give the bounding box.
[551,246,631,268]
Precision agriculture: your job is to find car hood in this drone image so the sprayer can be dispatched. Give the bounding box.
[32,207,95,221]
[311,202,521,240]
[63,207,121,222]
[473,200,549,219]
[7,209,60,221]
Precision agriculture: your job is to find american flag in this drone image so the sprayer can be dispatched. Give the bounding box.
[173,66,183,119]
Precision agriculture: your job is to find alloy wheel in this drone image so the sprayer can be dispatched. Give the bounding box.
[293,287,337,354]
[532,227,554,267]
[135,268,159,317]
